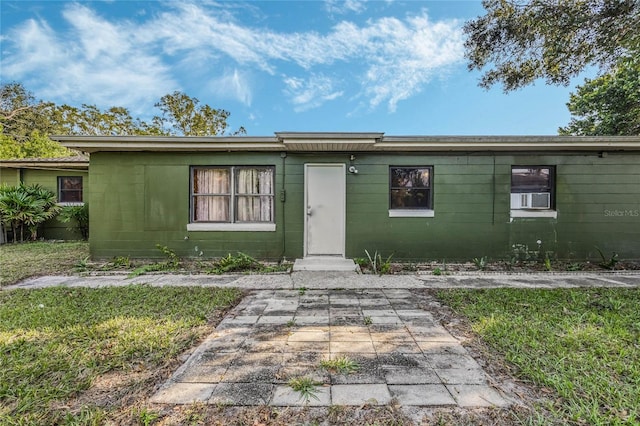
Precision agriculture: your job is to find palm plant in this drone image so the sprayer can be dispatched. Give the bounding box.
[0,184,60,242]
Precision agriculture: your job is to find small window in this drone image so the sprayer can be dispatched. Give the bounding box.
[511,166,555,210]
[58,176,83,203]
[191,166,274,223]
[390,167,433,211]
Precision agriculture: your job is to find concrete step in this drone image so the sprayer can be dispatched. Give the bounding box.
[292,257,359,272]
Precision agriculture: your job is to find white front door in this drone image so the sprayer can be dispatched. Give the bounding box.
[305,164,345,256]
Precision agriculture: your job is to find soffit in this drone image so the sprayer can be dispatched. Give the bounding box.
[51,134,640,153]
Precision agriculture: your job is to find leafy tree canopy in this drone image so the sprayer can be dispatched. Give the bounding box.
[0,128,72,159]
[559,58,640,135]
[0,82,59,140]
[465,0,640,91]
[0,83,246,159]
[152,91,246,136]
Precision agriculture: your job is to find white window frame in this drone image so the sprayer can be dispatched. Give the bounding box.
[187,166,276,232]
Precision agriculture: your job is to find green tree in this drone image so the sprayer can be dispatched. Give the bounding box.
[464,0,640,91]
[153,91,246,136]
[52,104,152,136]
[0,127,72,159]
[1,82,59,140]
[0,183,61,242]
[560,58,640,135]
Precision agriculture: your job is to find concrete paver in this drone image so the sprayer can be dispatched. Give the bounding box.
[149,288,513,408]
[6,270,639,410]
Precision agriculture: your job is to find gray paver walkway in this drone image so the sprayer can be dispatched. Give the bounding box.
[6,270,639,291]
[150,289,513,408]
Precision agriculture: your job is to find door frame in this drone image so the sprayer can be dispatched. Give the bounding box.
[303,163,346,257]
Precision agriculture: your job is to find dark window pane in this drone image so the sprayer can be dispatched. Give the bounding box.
[58,176,83,202]
[390,189,430,209]
[391,168,430,188]
[511,167,552,192]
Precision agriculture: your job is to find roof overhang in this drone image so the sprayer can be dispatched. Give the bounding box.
[0,158,89,170]
[51,133,640,153]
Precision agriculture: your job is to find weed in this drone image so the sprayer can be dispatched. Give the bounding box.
[207,252,285,274]
[567,262,583,271]
[353,257,368,268]
[432,267,442,276]
[320,356,360,374]
[363,316,373,325]
[75,256,91,272]
[544,254,553,271]
[472,256,488,271]
[137,407,160,426]
[286,318,297,327]
[113,256,132,268]
[288,376,321,403]
[128,244,180,278]
[595,246,619,270]
[298,287,307,295]
[364,250,393,275]
[183,402,207,425]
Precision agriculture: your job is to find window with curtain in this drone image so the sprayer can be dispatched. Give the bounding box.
[191,166,274,223]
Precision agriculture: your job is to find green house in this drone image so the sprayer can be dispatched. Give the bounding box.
[55,133,640,264]
[0,156,89,241]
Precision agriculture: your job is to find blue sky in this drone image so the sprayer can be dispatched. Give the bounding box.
[1,1,591,136]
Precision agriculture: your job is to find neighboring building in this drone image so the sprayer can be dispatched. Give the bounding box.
[54,133,640,262]
[0,155,89,241]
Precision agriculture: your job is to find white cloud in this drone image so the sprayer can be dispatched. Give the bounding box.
[2,2,464,114]
[209,69,253,106]
[2,4,176,112]
[325,0,367,15]
[283,74,344,112]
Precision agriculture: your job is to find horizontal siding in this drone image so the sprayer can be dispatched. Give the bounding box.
[88,151,640,261]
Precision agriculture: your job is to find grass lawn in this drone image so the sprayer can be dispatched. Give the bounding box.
[0,241,89,286]
[0,286,243,425]
[438,288,640,425]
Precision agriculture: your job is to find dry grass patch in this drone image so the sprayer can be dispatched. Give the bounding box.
[0,241,89,286]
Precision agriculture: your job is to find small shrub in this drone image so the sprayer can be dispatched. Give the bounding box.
[58,204,89,240]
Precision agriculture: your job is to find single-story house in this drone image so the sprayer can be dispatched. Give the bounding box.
[0,155,89,241]
[53,133,640,263]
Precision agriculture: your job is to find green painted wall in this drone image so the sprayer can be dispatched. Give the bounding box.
[0,167,21,186]
[3,168,88,240]
[88,151,640,261]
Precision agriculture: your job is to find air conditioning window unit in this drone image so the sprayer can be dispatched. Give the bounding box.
[511,192,551,209]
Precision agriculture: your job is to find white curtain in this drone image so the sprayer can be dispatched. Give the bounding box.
[194,169,229,221]
[236,168,273,222]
